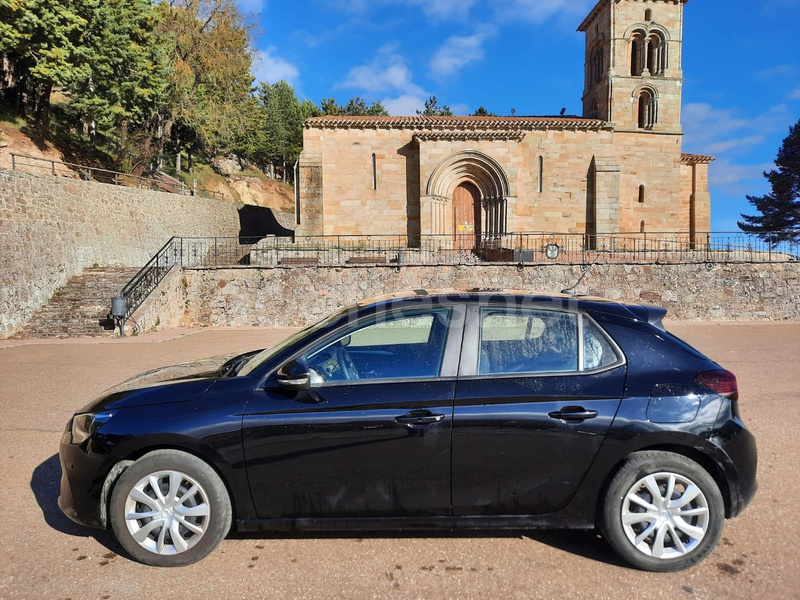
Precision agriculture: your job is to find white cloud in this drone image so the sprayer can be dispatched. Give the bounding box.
[790,88,800,100]
[237,0,266,14]
[682,103,791,155]
[705,135,766,155]
[335,0,475,21]
[340,45,427,97]
[429,28,494,78]
[493,0,594,24]
[754,64,799,79]
[410,0,475,20]
[382,94,427,116]
[340,46,434,116]
[253,48,300,86]
[710,159,772,187]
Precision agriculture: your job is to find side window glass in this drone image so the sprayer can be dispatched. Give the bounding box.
[479,309,578,375]
[583,319,619,370]
[306,310,450,383]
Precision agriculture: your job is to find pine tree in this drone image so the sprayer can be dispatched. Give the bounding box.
[471,106,497,117]
[320,97,388,116]
[738,118,800,242]
[417,96,452,116]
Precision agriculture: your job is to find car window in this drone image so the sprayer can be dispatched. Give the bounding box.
[306,310,451,383]
[479,308,579,375]
[583,319,619,370]
[348,315,435,347]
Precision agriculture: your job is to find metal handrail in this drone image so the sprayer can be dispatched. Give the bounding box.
[119,237,182,320]
[111,230,798,334]
[172,231,800,268]
[9,153,224,200]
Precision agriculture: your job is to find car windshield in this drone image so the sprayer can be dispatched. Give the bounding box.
[237,305,354,377]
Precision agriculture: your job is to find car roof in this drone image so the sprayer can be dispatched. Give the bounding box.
[355,289,667,328]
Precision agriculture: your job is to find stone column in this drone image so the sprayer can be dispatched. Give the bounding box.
[295,150,323,237]
[592,156,621,235]
[420,195,447,236]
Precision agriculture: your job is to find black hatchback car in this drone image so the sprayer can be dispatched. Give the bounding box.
[59,290,757,571]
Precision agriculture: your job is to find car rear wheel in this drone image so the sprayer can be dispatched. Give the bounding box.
[109,450,231,567]
[600,451,724,572]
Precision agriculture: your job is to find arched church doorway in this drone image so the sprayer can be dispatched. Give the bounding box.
[453,182,481,249]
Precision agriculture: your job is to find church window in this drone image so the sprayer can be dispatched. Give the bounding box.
[637,88,657,129]
[589,99,600,119]
[630,33,645,76]
[538,156,544,194]
[591,44,604,84]
[647,33,667,75]
[371,153,377,190]
[640,221,646,233]
[638,185,646,203]
[645,9,653,22]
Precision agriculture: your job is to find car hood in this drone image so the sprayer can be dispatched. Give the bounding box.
[78,353,243,412]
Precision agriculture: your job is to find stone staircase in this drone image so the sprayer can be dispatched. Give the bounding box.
[15,267,141,338]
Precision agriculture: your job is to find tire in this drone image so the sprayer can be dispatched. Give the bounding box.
[600,451,724,572]
[109,450,232,567]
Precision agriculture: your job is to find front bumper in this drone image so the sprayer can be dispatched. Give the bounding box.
[58,429,116,529]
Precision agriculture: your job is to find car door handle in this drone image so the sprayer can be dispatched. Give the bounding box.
[548,407,599,422]
[395,411,445,426]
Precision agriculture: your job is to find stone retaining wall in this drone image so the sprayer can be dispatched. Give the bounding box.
[0,169,240,338]
[134,262,800,331]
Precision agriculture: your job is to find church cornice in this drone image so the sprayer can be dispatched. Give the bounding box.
[413,131,527,142]
[578,0,689,33]
[305,115,613,132]
[681,153,715,165]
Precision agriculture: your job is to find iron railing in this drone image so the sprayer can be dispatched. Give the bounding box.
[9,153,224,199]
[115,231,798,325]
[175,231,799,268]
[120,237,182,320]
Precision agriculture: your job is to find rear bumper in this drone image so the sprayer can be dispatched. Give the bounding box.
[720,424,758,518]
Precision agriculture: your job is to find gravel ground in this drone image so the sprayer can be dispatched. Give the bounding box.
[0,322,796,600]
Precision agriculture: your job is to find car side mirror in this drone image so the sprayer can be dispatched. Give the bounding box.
[276,359,311,391]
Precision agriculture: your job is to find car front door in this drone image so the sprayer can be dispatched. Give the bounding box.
[452,305,625,516]
[243,305,464,520]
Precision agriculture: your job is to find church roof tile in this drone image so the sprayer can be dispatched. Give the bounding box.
[305,115,613,131]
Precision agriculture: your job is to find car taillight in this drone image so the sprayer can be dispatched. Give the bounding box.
[695,370,739,401]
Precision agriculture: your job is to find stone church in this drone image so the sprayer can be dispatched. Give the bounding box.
[296,0,713,246]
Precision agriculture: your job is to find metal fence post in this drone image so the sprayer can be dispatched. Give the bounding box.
[11,154,15,171]
[768,233,773,262]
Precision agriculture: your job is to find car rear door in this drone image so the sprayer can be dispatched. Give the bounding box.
[451,305,625,516]
[242,304,465,520]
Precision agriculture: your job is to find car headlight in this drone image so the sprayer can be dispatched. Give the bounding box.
[70,412,113,445]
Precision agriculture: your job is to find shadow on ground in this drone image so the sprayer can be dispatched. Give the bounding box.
[31,454,121,553]
[32,453,627,568]
[230,528,627,568]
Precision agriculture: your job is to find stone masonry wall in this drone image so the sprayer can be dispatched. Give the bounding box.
[0,168,240,338]
[163,263,800,331]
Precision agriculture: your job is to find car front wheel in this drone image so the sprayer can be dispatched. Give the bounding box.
[600,450,724,572]
[109,450,232,567]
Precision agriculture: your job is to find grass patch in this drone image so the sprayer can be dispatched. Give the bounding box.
[0,103,25,129]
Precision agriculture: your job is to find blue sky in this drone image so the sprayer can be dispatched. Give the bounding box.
[239,0,800,232]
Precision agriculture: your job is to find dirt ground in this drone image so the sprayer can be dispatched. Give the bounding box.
[0,322,796,600]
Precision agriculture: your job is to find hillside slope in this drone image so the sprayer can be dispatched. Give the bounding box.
[0,122,295,215]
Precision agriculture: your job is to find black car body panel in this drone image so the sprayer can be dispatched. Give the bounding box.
[59,290,757,555]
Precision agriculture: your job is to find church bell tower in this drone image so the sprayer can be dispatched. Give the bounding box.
[579,0,687,134]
